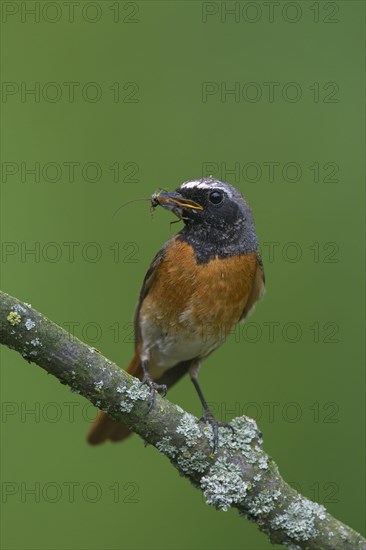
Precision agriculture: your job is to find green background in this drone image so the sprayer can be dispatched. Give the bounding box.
[1,1,365,549]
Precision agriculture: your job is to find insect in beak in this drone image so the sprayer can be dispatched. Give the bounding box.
[151,191,203,213]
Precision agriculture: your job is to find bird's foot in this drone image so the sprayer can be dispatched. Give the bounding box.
[199,412,235,452]
[140,375,167,413]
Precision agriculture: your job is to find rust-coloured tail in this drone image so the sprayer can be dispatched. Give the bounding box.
[87,353,142,445]
[87,411,133,445]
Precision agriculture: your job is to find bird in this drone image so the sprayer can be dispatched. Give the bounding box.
[87,177,265,449]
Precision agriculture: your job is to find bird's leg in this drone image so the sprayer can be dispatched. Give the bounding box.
[140,360,167,413]
[189,362,234,452]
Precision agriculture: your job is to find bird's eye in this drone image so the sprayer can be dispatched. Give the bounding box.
[209,190,223,204]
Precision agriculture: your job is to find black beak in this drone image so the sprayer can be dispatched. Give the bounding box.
[151,191,203,212]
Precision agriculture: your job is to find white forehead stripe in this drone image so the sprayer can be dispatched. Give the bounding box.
[181,180,220,190]
[181,180,232,196]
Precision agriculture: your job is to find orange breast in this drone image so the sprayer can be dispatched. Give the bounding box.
[140,238,258,343]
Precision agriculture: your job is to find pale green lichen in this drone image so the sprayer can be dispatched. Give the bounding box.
[176,413,202,446]
[271,496,326,542]
[126,380,149,401]
[30,338,42,347]
[94,381,104,392]
[156,432,209,475]
[219,417,263,453]
[339,524,352,542]
[13,303,27,314]
[230,417,259,444]
[177,449,209,474]
[156,436,178,459]
[258,455,269,470]
[211,417,268,471]
[120,400,134,413]
[7,311,21,326]
[118,379,150,413]
[173,414,268,487]
[284,544,301,550]
[200,457,249,511]
[25,318,36,330]
[246,488,282,517]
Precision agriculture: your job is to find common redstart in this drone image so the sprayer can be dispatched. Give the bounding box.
[87,178,265,448]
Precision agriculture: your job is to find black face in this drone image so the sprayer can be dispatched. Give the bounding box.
[152,178,259,260]
[152,178,252,230]
[175,182,244,229]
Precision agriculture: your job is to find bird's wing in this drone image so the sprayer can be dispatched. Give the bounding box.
[133,241,169,348]
[240,253,265,320]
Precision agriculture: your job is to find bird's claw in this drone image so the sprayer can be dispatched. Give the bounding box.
[140,375,167,413]
[199,413,235,452]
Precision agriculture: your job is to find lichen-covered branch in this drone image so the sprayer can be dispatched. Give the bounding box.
[0,290,364,550]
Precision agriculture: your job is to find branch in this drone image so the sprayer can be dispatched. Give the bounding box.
[0,290,364,550]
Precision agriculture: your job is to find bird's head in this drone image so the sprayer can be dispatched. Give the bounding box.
[151,178,258,260]
[151,178,254,231]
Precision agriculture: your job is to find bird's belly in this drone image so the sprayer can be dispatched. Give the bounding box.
[139,312,220,368]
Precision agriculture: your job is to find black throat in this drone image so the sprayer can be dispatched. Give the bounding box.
[177,219,258,264]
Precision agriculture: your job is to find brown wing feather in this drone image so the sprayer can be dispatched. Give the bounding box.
[240,253,265,320]
[133,243,168,347]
